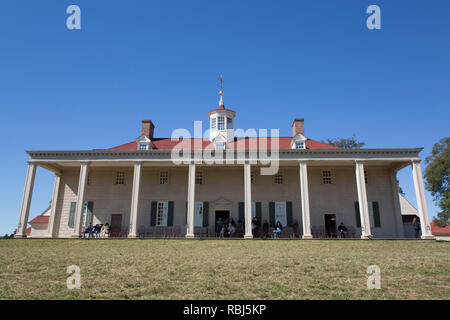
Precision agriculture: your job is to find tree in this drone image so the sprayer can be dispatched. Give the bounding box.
[424,137,450,225]
[323,135,365,149]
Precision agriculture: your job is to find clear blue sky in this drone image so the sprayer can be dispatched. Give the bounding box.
[0,0,448,235]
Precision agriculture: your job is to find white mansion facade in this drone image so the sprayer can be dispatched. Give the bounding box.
[16,95,434,239]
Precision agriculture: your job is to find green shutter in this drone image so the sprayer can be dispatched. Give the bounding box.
[373,201,381,228]
[354,202,361,228]
[256,202,262,224]
[167,201,174,226]
[238,202,244,223]
[203,202,209,227]
[185,201,188,224]
[68,202,76,228]
[85,201,94,225]
[269,202,275,227]
[286,201,293,226]
[150,201,157,226]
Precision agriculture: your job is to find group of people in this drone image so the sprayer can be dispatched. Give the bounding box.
[215,216,288,239]
[216,217,236,238]
[82,223,110,238]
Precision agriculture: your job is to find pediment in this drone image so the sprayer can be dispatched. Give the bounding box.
[136,135,151,144]
[211,197,233,209]
[292,134,307,142]
[212,134,227,143]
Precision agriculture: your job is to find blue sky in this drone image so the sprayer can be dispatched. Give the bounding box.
[0,0,448,235]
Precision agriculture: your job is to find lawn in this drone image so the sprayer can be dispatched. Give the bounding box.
[0,239,449,300]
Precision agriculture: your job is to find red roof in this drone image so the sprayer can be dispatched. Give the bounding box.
[26,227,31,235]
[29,216,49,224]
[107,137,339,151]
[430,221,450,236]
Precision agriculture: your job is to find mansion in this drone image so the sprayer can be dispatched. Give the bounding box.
[16,93,433,239]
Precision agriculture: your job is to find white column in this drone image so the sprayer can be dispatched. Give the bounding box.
[244,162,253,239]
[47,173,61,238]
[128,161,142,238]
[390,170,405,238]
[411,160,433,239]
[72,162,89,238]
[186,163,195,238]
[355,161,372,239]
[15,163,37,238]
[299,161,312,239]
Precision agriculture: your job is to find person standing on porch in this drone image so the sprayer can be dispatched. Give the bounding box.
[412,216,421,238]
[262,220,269,239]
[216,218,223,238]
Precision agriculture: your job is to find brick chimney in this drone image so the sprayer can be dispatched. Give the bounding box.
[141,120,155,139]
[292,118,304,137]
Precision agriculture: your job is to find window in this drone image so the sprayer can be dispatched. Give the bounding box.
[115,172,125,185]
[274,173,283,184]
[81,202,88,227]
[138,143,148,150]
[218,116,225,130]
[227,117,233,129]
[275,202,287,227]
[195,171,203,185]
[211,117,216,130]
[194,202,203,227]
[368,201,381,228]
[159,171,169,184]
[215,142,225,150]
[295,142,305,149]
[156,201,168,226]
[364,170,368,184]
[322,171,332,184]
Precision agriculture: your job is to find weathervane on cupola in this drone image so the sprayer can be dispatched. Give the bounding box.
[208,75,236,146]
[217,74,225,109]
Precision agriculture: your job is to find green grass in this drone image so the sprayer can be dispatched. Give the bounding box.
[0,239,449,299]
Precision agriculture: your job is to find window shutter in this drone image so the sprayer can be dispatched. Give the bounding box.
[238,202,244,222]
[256,202,262,223]
[286,201,293,226]
[68,202,76,228]
[203,202,209,227]
[269,202,275,227]
[373,201,381,228]
[185,201,188,225]
[150,201,157,226]
[354,202,361,228]
[86,201,94,225]
[167,201,174,226]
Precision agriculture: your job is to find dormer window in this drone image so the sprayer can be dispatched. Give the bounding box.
[138,143,148,150]
[218,116,225,130]
[292,133,307,150]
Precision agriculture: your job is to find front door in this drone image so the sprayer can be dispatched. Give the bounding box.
[110,214,122,237]
[324,214,337,238]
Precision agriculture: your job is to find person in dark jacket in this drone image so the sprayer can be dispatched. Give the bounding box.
[337,222,348,238]
[412,216,421,238]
